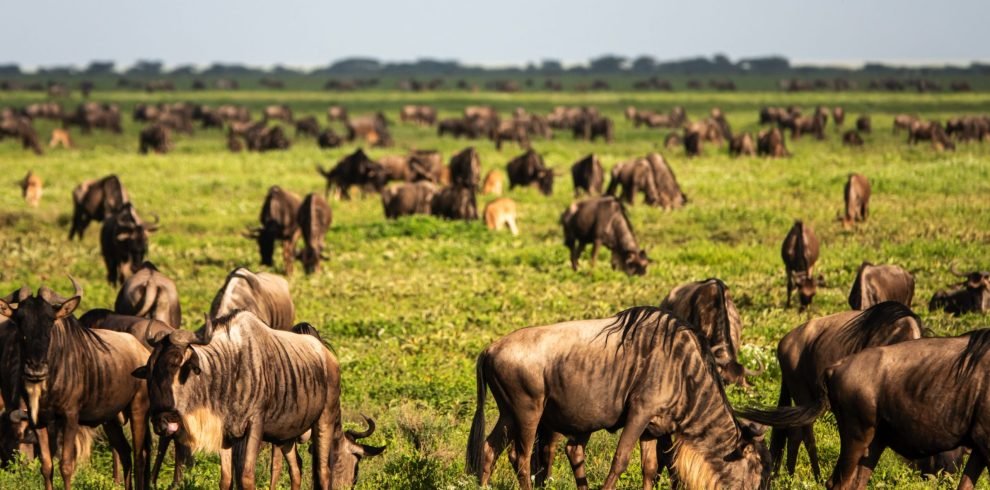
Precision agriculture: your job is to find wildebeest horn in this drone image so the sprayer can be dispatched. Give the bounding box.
[1,286,31,305]
[744,356,767,378]
[146,214,160,231]
[192,313,215,345]
[242,227,262,239]
[38,275,83,305]
[346,415,376,439]
[950,262,968,277]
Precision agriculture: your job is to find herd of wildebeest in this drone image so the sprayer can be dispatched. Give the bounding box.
[1,94,989,490]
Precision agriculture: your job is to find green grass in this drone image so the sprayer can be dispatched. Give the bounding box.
[1,89,989,489]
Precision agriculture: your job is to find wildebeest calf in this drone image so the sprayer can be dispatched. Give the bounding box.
[929,265,990,316]
[841,173,871,228]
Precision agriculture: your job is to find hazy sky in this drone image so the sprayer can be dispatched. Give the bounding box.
[4,0,987,69]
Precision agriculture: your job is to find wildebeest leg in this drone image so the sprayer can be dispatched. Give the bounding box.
[957,449,986,490]
[309,412,332,490]
[657,434,678,488]
[563,434,590,490]
[804,424,823,481]
[281,443,302,490]
[36,426,54,490]
[104,421,133,490]
[590,240,601,268]
[601,414,651,490]
[851,438,885,489]
[480,415,513,487]
[785,273,794,308]
[219,448,234,490]
[640,438,658,490]
[512,414,540,490]
[532,426,555,487]
[59,417,82,490]
[283,229,300,277]
[570,242,587,271]
[785,428,801,475]
[827,426,873,490]
[235,422,264,490]
[129,394,151,490]
[269,444,283,490]
[150,434,170,488]
[113,447,123,484]
[171,441,191,490]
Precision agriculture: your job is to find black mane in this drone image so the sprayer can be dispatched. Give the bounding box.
[826,301,920,355]
[954,328,990,378]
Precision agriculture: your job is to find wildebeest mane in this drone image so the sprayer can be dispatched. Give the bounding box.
[290,322,336,353]
[954,328,990,378]
[59,314,111,353]
[825,301,920,354]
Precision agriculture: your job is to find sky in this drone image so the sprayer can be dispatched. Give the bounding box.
[3,0,988,69]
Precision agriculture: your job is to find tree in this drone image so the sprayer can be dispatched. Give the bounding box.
[540,59,563,73]
[85,61,115,74]
[631,56,657,73]
[589,54,627,73]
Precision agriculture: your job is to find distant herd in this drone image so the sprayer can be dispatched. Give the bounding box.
[2,94,989,490]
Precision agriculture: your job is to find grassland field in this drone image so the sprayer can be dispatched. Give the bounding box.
[0,89,989,489]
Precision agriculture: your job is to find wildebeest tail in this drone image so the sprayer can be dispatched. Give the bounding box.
[847,261,871,310]
[466,353,488,478]
[735,381,827,429]
[134,281,158,318]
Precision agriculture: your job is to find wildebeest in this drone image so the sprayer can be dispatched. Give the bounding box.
[132,311,384,490]
[606,159,657,206]
[570,154,603,196]
[466,306,771,489]
[262,104,293,123]
[481,170,503,195]
[100,203,158,285]
[431,185,478,221]
[244,185,301,276]
[847,262,915,310]
[448,147,481,190]
[747,328,990,488]
[840,173,871,228]
[781,220,822,310]
[245,125,291,152]
[377,154,412,183]
[572,115,613,143]
[506,149,554,195]
[660,278,764,387]
[316,129,342,149]
[297,193,332,274]
[49,128,72,149]
[892,114,918,134]
[294,116,320,138]
[644,152,687,210]
[929,265,990,316]
[317,149,387,200]
[841,130,864,147]
[729,133,756,157]
[561,197,649,275]
[69,175,129,240]
[832,107,845,128]
[746,302,932,480]
[483,198,519,236]
[138,124,171,154]
[399,105,437,125]
[326,105,348,122]
[0,113,43,155]
[346,113,392,147]
[62,102,122,134]
[20,170,42,207]
[382,181,437,219]
[757,127,789,157]
[113,261,181,327]
[209,267,296,330]
[408,150,445,184]
[0,278,152,490]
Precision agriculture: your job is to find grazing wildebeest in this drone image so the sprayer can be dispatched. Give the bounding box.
[841,130,864,147]
[683,124,703,157]
[297,193,332,274]
[0,277,151,490]
[832,107,846,128]
[605,159,658,206]
[483,198,518,236]
[408,150,445,183]
[506,149,554,195]
[382,181,437,219]
[431,185,477,221]
[294,116,320,138]
[561,197,649,275]
[245,125,291,152]
[399,105,437,125]
[466,307,771,490]
[481,170,503,195]
[847,263,915,310]
[572,115,613,143]
[138,124,171,154]
[644,152,687,210]
[745,328,990,488]
[742,302,958,480]
[0,114,43,155]
[841,173,871,228]
[69,175,130,240]
[20,170,42,207]
[729,133,756,157]
[113,261,181,327]
[262,104,293,123]
[570,154,603,196]
[63,102,122,134]
[660,278,763,387]
[663,132,681,150]
[892,114,918,134]
[317,149,387,200]
[781,220,822,310]
[244,186,301,276]
[855,115,871,133]
[132,312,385,490]
[377,154,411,183]
[326,105,347,122]
[346,113,392,147]
[929,265,990,316]
[209,267,296,331]
[757,127,789,157]
[448,147,481,190]
[100,204,158,285]
[316,129,342,149]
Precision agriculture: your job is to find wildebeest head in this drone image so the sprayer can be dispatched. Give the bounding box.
[537,168,555,196]
[132,316,214,439]
[332,415,386,487]
[792,271,825,310]
[718,419,772,490]
[0,278,83,424]
[111,204,158,278]
[611,249,650,276]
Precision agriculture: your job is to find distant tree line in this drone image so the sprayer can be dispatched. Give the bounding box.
[2,54,988,78]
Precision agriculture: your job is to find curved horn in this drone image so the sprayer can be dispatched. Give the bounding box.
[134,280,157,318]
[346,415,376,439]
[950,262,968,277]
[242,226,262,239]
[744,356,767,378]
[192,313,214,345]
[2,286,31,305]
[39,275,83,306]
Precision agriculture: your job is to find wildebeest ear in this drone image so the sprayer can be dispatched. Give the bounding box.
[816,274,826,287]
[0,300,14,318]
[737,418,767,441]
[131,366,149,379]
[356,443,386,457]
[147,330,169,347]
[55,296,81,319]
[639,250,651,263]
